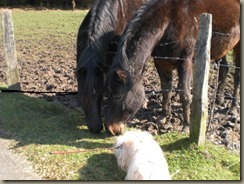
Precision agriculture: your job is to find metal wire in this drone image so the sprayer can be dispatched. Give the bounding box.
[1,31,239,98]
[0,89,78,95]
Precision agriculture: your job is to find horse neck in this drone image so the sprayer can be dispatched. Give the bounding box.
[83,0,122,65]
[114,0,149,35]
[88,0,148,43]
[118,0,170,78]
[88,0,120,43]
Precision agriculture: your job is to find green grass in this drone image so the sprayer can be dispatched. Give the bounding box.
[0,93,124,180]
[12,10,89,60]
[157,134,240,180]
[0,9,240,180]
[12,10,88,40]
[0,9,88,65]
[0,93,240,180]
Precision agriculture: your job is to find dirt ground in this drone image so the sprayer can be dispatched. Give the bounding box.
[134,61,240,153]
[0,37,240,155]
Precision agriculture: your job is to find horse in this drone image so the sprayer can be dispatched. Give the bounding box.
[76,0,148,133]
[216,41,240,115]
[104,0,240,135]
[230,41,240,114]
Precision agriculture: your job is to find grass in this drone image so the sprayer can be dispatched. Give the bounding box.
[11,9,88,40]
[0,93,124,180]
[0,9,240,180]
[0,9,88,69]
[0,93,240,180]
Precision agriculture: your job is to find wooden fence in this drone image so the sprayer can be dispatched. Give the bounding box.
[190,13,212,146]
[2,10,21,90]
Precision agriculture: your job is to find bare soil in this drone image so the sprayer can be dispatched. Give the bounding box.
[0,38,240,154]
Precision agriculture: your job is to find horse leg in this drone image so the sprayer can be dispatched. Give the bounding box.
[230,42,240,115]
[154,59,173,124]
[177,59,192,132]
[216,56,229,105]
[230,62,240,115]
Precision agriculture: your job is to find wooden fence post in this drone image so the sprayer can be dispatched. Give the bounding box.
[2,10,21,90]
[190,13,212,147]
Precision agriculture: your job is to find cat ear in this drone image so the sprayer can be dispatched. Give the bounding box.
[116,70,127,83]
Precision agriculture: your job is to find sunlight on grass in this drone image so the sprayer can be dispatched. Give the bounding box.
[157,132,240,180]
[0,93,240,180]
[12,10,88,40]
[0,9,240,181]
[0,93,122,180]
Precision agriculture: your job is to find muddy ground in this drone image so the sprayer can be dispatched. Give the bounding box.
[0,37,240,154]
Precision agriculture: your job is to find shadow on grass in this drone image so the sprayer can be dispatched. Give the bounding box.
[78,153,126,180]
[0,93,113,149]
[162,137,193,152]
[77,136,193,180]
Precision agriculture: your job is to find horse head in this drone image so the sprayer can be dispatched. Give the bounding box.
[105,69,145,135]
[76,46,105,133]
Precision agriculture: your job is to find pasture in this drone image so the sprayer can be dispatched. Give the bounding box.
[0,9,240,180]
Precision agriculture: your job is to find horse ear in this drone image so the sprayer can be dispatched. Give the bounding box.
[116,70,127,83]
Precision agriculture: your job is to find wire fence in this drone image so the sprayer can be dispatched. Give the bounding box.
[1,39,240,97]
[0,12,240,130]
[0,57,239,96]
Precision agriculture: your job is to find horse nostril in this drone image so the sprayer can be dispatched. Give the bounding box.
[106,123,125,136]
[107,126,116,136]
[89,125,103,133]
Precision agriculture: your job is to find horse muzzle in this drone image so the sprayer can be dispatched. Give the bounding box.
[105,122,125,136]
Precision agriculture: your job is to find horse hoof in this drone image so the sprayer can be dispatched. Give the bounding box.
[155,115,167,125]
[216,96,225,105]
[181,125,189,134]
[142,97,149,109]
[229,107,238,116]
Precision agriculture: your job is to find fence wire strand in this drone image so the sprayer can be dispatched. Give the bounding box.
[0,31,239,101]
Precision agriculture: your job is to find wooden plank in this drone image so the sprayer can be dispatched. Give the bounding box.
[190,13,212,146]
[2,10,21,90]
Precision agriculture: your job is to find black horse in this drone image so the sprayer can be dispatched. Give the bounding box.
[105,0,240,135]
[76,0,148,133]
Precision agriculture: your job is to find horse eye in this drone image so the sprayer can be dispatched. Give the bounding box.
[78,67,87,77]
[113,94,123,101]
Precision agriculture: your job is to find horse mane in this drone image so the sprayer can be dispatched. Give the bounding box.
[88,0,119,43]
[115,0,162,74]
[77,0,121,72]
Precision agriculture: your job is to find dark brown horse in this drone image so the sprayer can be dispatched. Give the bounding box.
[76,0,148,133]
[230,41,240,114]
[216,41,240,115]
[105,0,240,135]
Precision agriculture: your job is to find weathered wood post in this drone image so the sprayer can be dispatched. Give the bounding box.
[190,13,212,147]
[2,10,21,90]
[72,0,76,11]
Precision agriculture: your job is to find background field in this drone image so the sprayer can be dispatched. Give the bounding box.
[0,9,240,180]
